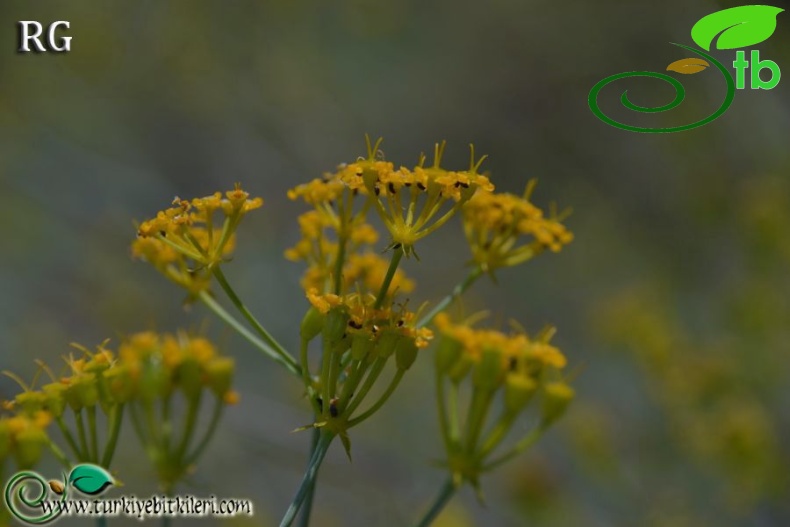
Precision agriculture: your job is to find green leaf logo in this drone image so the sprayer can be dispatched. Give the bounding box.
[691,5,784,51]
[68,464,114,496]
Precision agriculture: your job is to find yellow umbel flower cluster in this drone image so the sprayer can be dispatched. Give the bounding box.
[0,411,52,470]
[462,180,573,273]
[1,331,237,494]
[133,184,262,296]
[433,313,573,490]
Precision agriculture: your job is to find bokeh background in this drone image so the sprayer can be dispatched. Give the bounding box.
[1,1,789,526]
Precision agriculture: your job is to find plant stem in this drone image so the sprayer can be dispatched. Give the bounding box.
[75,410,90,462]
[417,266,483,328]
[297,427,321,527]
[279,431,334,527]
[374,249,404,309]
[56,416,85,460]
[87,406,100,463]
[175,391,202,463]
[96,517,107,527]
[199,291,300,377]
[348,369,404,427]
[47,439,72,469]
[101,404,125,468]
[185,397,224,465]
[212,267,298,371]
[413,478,459,527]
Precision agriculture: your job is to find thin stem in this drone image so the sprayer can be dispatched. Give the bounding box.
[56,416,85,460]
[333,234,347,295]
[342,357,387,417]
[418,266,484,328]
[86,406,100,463]
[212,267,298,372]
[74,410,90,463]
[279,431,335,527]
[185,397,224,465]
[413,478,459,527]
[435,373,452,453]
[175,391,202,463]
[374,250,404,309]
[348,369,405,427]
[297,427,321,527]
[464,388,494,456]
[101,404,125,468]
[300,338,321,416]
[199,291,300,377]
[96,517,107,527]
[482,426,544,472]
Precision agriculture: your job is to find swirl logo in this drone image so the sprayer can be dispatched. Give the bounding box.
[4,464,114,524]
[589,5,784,133]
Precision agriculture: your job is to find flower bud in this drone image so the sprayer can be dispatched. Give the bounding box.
[541,382,574,426]
[395,338,419,370]
[65,374,99,411]
[138,359,169,404]
[350,333,375,361]
[42,382,68,418]
[14,391,47,415]
[13,426,48,469]
[473,348,504,391]
[504,374,537,414]
[376,330,400,358]
[103,365,134,404]
[323,307,350,343]
[434,337,462,374]
[177,357,203,400]
[205,357,235,398]
[300,307,325,341]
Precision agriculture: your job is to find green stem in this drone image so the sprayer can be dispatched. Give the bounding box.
[482,426,544,472]
[348,369,405,427]
[212,267,298,372]
[435,373,452,453]
[464,388,494,456]
[199,291,300,377]
[297,427,321,527]
[413,478,459,527]
[374,249,404,309]
[300,338,321,416]
[185,397,224,465]
[333,234,348,295]
[478,412,517,460]
[175,391,202,463]
[96,517,108,527]
[74,410,90,462]
[279,432,335,527]
[418,266,483,328]
[342,357,387,417]
[56,416,85,460]
[86,406,100,463]
[101,404,125,468]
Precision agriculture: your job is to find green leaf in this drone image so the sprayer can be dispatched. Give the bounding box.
[691,5,784,51]
[68,464,114,496]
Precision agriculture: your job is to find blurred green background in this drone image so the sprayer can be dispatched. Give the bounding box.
[1,1,789,526]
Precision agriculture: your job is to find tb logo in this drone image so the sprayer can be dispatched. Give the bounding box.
[17,21,71,53]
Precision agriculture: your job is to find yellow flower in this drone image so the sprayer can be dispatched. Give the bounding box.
[462,181,573,272]
[134,184,261,296]
[363,142,494,257]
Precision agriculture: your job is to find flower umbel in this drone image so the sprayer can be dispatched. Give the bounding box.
[462,180,573,274]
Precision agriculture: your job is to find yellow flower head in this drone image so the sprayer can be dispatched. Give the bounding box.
[364,142,494,257]
[134,184,259,297]
[462,180,573,272]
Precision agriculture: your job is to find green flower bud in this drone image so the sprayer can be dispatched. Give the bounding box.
[376,330,400,358]
[138,358,169,404]
[205,358,235,398]
[541,382,574,426]
[323,307,350,343]
[13,427,48,469]
[351,333,375,361]
[435,336,463,374]
[300,307,325,341]
[473,348,504,391]
[395,338,419,370]
[177,357,203,400]
[103,365,134,404]
[504,374,537,414]
[42,383,68,418]
[14,391,47,415]
[65,374,99,411]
